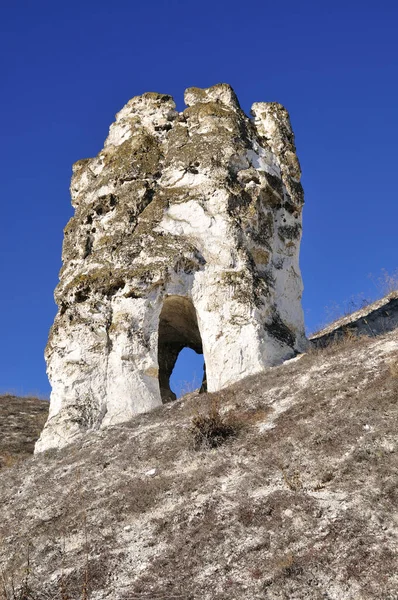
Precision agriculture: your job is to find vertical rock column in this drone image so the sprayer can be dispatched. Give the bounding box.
[36,84,306,453]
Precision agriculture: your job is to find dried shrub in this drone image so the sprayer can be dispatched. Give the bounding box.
[190,399,238,449]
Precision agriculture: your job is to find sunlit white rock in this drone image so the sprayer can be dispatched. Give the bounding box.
[36,84,307,453]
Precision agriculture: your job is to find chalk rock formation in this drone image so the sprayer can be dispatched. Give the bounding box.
[36,83,306,452]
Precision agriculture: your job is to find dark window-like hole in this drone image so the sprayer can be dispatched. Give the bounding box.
[158,296,206,403]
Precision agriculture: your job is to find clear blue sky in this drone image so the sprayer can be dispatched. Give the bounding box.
[1,0,397,398]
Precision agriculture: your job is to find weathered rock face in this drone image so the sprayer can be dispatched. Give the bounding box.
[36,83,306,452]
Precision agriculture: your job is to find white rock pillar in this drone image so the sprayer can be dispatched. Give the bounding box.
[36,84,307,452]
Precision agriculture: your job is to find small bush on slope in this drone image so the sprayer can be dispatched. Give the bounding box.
[190,398,238,449]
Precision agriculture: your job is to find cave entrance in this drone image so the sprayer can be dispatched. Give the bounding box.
[158,296,206,402]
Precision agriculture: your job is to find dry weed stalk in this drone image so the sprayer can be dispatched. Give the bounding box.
[59,537,70,600]
[0,528,91,600]
[175,372,201,397]
[370,268,398,296]
[81,515,89,600]
[76,470,89,600]
[1,545,35,600]
[322,294,372,327]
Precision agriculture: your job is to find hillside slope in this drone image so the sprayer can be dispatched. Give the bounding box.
[311,291,398,347]
[0,330,398,600]
[0,395,48,469]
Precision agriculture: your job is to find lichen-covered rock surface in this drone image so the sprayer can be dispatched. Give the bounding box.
[37,83,306,452]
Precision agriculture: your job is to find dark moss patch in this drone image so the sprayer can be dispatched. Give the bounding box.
[278,223,301,241]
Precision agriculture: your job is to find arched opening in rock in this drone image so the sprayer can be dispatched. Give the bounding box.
[158,296,206,402]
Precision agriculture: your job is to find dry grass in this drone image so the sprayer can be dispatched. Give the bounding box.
[1,554,90,600]
[1,496,92,600]
[322,293,373,325]
[309,325,368,354]
[1,547,46,600]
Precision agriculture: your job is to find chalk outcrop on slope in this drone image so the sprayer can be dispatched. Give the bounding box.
[36,84,306,452]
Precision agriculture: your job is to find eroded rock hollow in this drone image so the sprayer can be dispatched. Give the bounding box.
[36,84,306,452]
